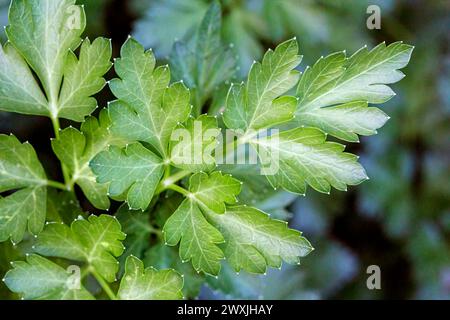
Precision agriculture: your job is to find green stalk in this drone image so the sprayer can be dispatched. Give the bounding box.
[167,184,190,197]
[90,268,117,300]
[155,170,191,195]
[50,115,72,191]
[46,180,69,191]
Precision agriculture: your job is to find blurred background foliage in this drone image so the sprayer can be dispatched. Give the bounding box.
[0,0,449,299]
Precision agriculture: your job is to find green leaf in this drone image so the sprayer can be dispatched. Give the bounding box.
[170,115,221,173]
[297,100,390,142]
[163,199,224,276]
[219,162,296,216]
[133,0,208,58]
[52,110,125,209]
[51,128,85,177]
[144,243,204,299]
[189,172,241,214]
[4,254,94,300]
[117,255,183,300]
[296,42,414,142]
[252,127,368,194]
[116,205,153,269]
[222,8,265,76]
[90,143,164,211]
[58,37,113,121]
[46,189,84,225]
[2,1,111,121]
[6,0,86,119]
[0,42,48,116]
[0,188,46,244]
[170,1,236,113]
[206,205,313,274]
[223,38,301,131]
[0,135,47,190]
[109,38,191,158]
[34,215,126,282]
[163,172,241,275]
[0,135,47,243]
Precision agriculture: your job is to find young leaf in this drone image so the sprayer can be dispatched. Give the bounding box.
[189,172,241,214]
[252,127,368,195]
[109,38,191,158]
[52,110,125,209]
[117,256,183,300]
[58,37,113,121]
[170,1,236,113]
[206,206,313,274]
[170,115,221,173]
[223,39,301,131]
[4,254,94,300]
[0,135,47,243]
[163,199,224,276]
[34,215,126,282]
[90,143,164,211]
[296,42,414,142]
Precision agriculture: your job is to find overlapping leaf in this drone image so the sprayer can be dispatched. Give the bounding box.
[220,40,378,195]
[118,256,183,300]
[33,215,126,282]
[170,115,221,173]
[52,110,125,209]
[189,172,241,213]
[295,42,414,142]
[163,172,309,275]
[91,143,164,211]
[108,37,191,158]
[91,37,198,211]
[0,135,47,243]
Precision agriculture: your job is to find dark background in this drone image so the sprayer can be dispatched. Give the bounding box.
[0,0,449,299]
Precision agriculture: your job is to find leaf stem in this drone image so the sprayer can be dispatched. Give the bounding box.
[167,184,190,197]
[155,170,191,195]
[90,268,117,300]
[164,164,171,180]
[46,180,69,191]
[50,116,72,191]
[50,116,61,140]
[148,225,163,238]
